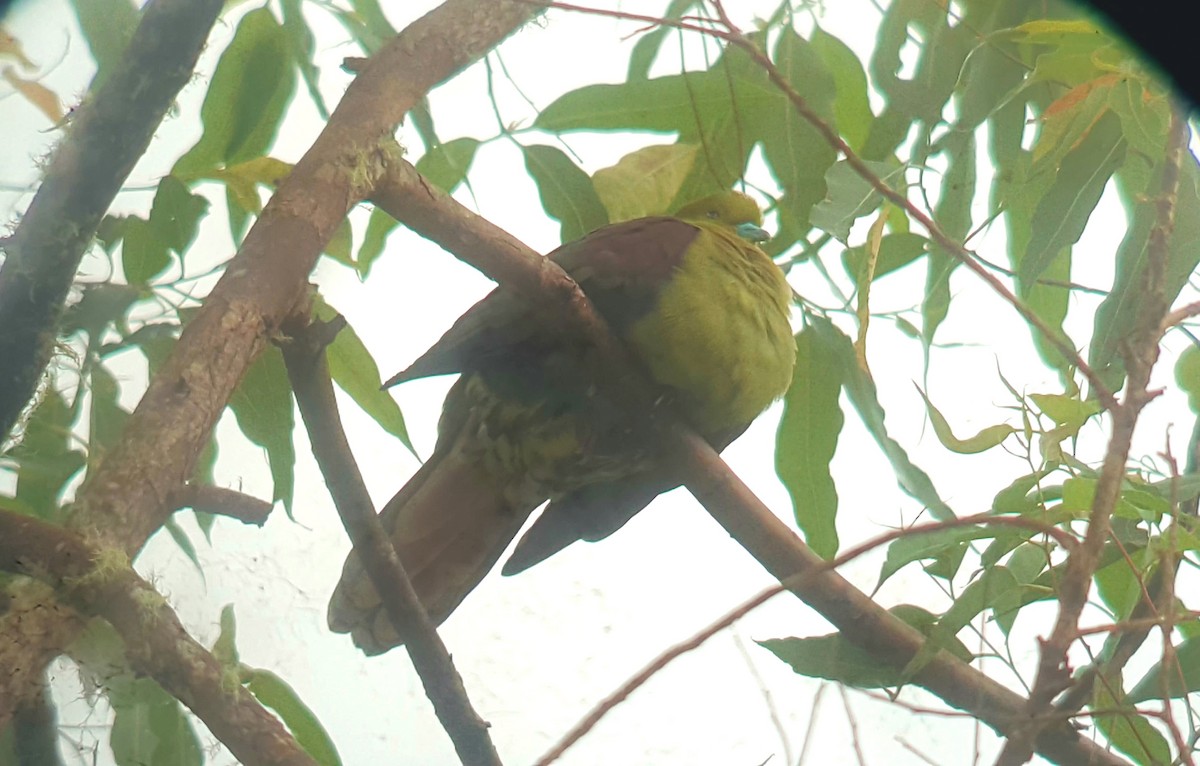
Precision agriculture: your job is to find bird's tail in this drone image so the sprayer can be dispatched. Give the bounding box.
[327,436,531,655]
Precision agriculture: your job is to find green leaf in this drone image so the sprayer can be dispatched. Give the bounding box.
[1092,679,1173,766]
[878,525,997,588]
[206,156,294,214]
[1093,157,1200,388]
[758,29,838,238]
[811,26,871,153]
[212,604,240,667]
[322,220,354,268]
[1129,636,1200,702]
[244,669,342,766]
[1029,392,1101,431]
[538,68,771,134]
[1177,346,1200,413]
[110,678,203,766]
[776,328,844,558]
[87,364,130,462]
[809,316,955,520]
[121,217,168,286]
[1093,552,1145,617]
[953,3,1036,132]
[314,298,414,454]
[759,605,971,688]
[626,0,697,80]
[162,516,203,577]
[414,137,480,194]
[1108,78,1169,161]
[69,0,138,90]
[356,207,399,278]
[1023,245,1074,379]
[924,130,976,344]
[409,98,439,153]
[903,566,1015,677]
[1021,112,1126,283]
[281,0,329,119]
[937,566,1021,640]
[174,8,297,174]
[916,385,1014,454]
[62,283,140,352]
[521,144,609,243]
[994,544,1053,634]
[592,144,698,223]
[228,348,294,516]
[121,177,208,285]
[344,0,397,53]
[150,177,209,256]
[991,468,1056,515]
[863,0,972,160]
[842,232,928,281]
[758,633,902,689]
[227,186,252,245]
[10,389,86,522]
[810,159,903,242]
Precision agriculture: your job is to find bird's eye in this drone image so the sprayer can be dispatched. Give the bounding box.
[705,210,719,219]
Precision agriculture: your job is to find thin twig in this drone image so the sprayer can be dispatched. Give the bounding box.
[795,684,828,766]
[732,630,794,766]
[280,313,503,766]
[836,685,868,766]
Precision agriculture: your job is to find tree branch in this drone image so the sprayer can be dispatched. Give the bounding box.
[279,313,503,766]
[169,484,274,526]
[996,99,1190,766]
[0,510,319,766]
[0,0,540,728]
[0,0,224,443]
[370,156,1130,766]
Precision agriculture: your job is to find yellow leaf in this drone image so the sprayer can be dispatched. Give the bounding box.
[3,66,63,123]
[593,144,698,222]
[0,27,34,69]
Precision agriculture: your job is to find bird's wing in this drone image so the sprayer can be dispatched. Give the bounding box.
[383,216,700,386]
[500,422,751,575]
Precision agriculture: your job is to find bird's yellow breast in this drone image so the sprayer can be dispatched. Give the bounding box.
[627,223,796,433]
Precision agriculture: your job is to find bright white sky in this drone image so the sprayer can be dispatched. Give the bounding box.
[1,1,1194,765]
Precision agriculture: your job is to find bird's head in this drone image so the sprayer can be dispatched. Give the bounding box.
[674,191,770,244]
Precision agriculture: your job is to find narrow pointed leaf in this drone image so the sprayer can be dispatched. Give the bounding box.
[522,144,609,243]
[916,386,1014,454]
[776,328,844,558]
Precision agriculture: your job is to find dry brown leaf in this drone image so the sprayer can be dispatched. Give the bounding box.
[3,66,64,124]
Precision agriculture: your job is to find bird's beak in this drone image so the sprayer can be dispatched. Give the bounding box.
[736,222,771,243]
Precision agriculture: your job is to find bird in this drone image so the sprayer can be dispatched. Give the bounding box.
[328,190,796,654]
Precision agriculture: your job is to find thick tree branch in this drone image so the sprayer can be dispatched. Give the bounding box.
[997,100,1190,766]
[370,157,1129,766]
[0,0,539,727]
[280,313,503,766]
[0,510,319,766]
[0,0,224,443]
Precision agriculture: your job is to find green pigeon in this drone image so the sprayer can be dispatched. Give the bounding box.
[328,190,796,654]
